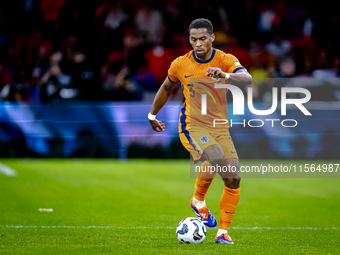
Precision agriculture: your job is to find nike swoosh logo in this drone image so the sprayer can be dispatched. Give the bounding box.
[225,211,233,214]
[184,74,194,78]
[231,151,237,154]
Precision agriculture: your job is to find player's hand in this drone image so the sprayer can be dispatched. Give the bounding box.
[149,119,165,132]
[206,67,226,79]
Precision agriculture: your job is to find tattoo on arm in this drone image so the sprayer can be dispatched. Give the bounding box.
[164,83,171,91]
[163,79,177,95]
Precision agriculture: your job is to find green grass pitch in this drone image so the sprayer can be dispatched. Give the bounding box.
[0,159,339,254]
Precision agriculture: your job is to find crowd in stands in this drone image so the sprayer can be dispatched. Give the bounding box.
[0,0,340,103]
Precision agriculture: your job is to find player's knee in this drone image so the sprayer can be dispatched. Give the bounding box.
[221,169,241,189]
[223,176,241,189]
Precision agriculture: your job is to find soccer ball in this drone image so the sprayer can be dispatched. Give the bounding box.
[176,217,206,244]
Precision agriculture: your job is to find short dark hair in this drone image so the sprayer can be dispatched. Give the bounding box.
[188,18,213,35]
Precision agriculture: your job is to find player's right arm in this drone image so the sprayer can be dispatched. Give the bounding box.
[148,77,178,132]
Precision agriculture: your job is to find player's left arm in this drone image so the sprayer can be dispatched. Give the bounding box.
[206,68,252,86]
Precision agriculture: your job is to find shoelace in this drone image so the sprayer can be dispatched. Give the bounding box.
[222,233,232,241]
[198,208,209,220]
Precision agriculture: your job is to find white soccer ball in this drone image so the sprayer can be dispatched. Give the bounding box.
[176,217,206,244]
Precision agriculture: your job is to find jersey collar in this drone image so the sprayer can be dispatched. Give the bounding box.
[193,48,216,64]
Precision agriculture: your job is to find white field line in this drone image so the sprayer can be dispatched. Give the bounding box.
[0,163,17,177]
[0,225,338,230]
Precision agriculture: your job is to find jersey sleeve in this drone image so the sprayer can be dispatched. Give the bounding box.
[167,58,180,83]
[224,54,246,74]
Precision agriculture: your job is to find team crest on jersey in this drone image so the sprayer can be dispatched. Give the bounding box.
[200,135,209,144]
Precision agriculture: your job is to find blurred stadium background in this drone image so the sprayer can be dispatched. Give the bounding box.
[1,0,340,159]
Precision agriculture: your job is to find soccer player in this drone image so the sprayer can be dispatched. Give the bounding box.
[148,18,252,244]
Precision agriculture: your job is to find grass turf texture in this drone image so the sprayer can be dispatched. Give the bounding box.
[0,159,339,255]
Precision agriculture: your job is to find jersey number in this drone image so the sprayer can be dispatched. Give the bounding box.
[188,84,195,97]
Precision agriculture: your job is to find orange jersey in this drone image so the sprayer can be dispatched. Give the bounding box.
[167,48,245,134]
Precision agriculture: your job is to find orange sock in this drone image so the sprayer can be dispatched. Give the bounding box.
[193,161,217,201]
[219,185,240,231]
